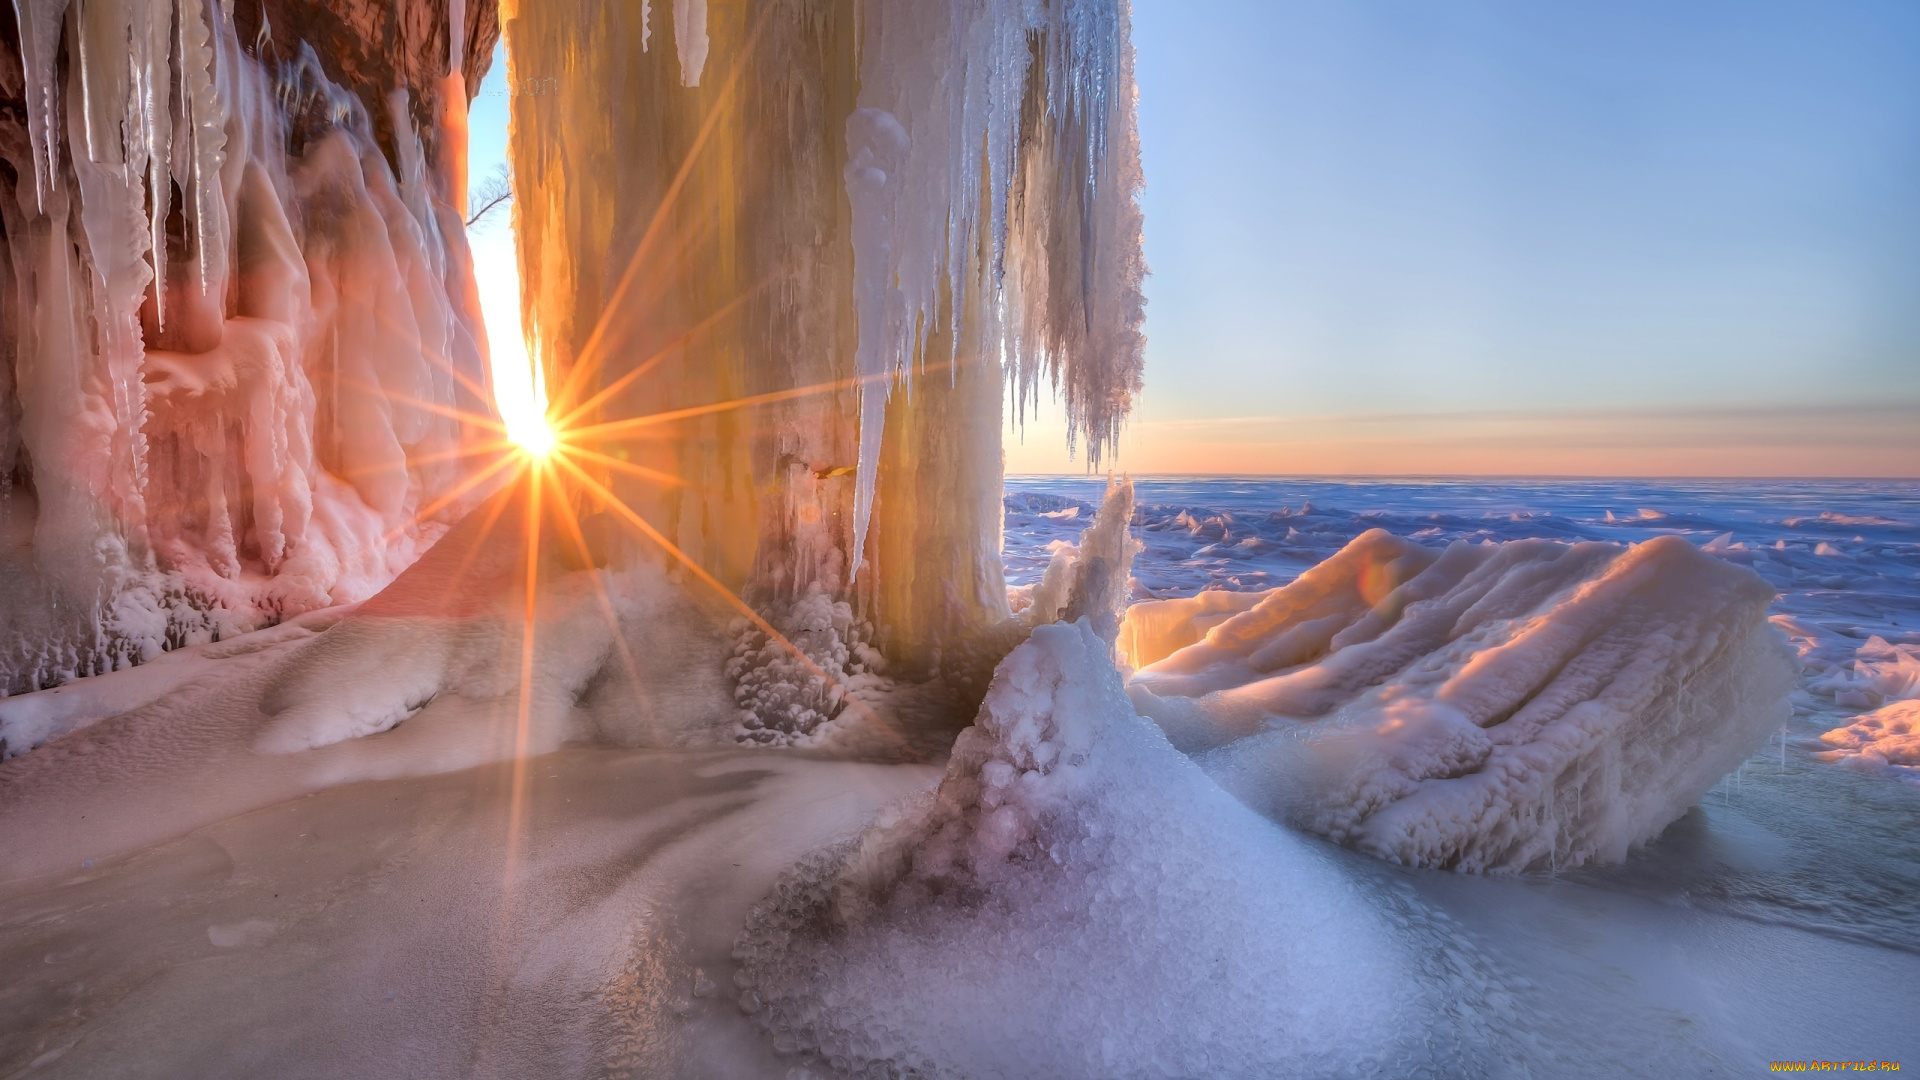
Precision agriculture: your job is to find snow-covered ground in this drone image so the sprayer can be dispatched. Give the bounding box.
[0,477,1915,1077]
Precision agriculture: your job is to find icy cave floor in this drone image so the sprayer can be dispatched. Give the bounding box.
[1,746,937,1079]
[2,739,1917,1079]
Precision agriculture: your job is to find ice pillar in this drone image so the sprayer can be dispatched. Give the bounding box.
[500,0,1145,674]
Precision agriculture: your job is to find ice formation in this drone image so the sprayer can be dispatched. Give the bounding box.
[1014,475,1142,642]
[0,0,499,694]
[1811,636,1920,781]
[732,620,1477,1080]
[1807,633,1920,711]
[1125,530,1799,872]
[502,0,1145,678]
[727,585,890,745]
[1819,700,1920,780]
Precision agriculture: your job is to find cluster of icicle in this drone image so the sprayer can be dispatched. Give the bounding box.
[0,0,493,693]
[843,0,1147,575]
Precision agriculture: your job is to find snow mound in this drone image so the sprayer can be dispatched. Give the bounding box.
[733,620,1489,1079]
[1126,530,1797,872]
[0,613,338,759]
[250,498,743,760]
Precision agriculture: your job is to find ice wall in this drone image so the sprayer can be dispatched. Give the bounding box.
[0,0,499,694]
[1125,531,1799,872]
[501,0,1145,678]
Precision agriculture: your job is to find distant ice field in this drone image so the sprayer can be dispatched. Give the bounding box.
[1005,475,1920,956]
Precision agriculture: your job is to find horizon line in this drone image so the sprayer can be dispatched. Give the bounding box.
[1003,471,1920,482]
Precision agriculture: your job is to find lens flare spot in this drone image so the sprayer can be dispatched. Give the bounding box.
[509,408,557,458]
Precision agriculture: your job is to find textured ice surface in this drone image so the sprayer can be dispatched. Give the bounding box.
[726,587,891,746]
[0,743,940,1080]
[0,2,494,694]
[1124,528,1796,872]
[734,621,1460,1080]
[1015,476,1920,942]
[1820,699,1920,779]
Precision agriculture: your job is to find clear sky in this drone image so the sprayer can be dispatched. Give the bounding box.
[465,51,528,421]
[473,2,1920,479]
[1008,0,1920,476]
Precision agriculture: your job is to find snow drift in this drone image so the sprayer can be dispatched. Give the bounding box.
[1126,530,1798,872]
[732,619,1501,1080]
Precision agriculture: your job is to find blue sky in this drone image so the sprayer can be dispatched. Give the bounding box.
[1010,0,1920,474]
[465,51,533,432]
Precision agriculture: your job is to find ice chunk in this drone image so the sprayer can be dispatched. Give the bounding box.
[1818,700,1920,782]
[1126,531,1798,872]
[1807,635,1920,710]
[1814,637,1920,782]
[1117,587,1266,671]
[1018,476,1140,640]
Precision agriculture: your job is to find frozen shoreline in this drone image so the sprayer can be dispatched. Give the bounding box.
[2,477,1917,1076]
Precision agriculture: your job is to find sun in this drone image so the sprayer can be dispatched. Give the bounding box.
[506,408,557,458]
[493,330,555,458]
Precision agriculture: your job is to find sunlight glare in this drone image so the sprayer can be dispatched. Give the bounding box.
[507,395,556,457]
[493,334,554,458]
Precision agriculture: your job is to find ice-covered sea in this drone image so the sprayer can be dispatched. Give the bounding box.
[1009,475,1920,952]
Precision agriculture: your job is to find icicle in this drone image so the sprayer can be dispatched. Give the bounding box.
[840,0,1143,566]
[672,0,707,87]
[448,0,464,76]
[74,0,129,169]
[640,0,651,52]
[843,105,910,581]
[177,0,229,294]
[3,0,504,693]
[13,0,71,209]
[498,0,1145,662]
[143,0,172,329]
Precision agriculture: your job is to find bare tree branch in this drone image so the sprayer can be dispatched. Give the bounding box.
[466,163,513,229]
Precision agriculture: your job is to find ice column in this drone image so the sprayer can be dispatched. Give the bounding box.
[502,0,1145,674]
